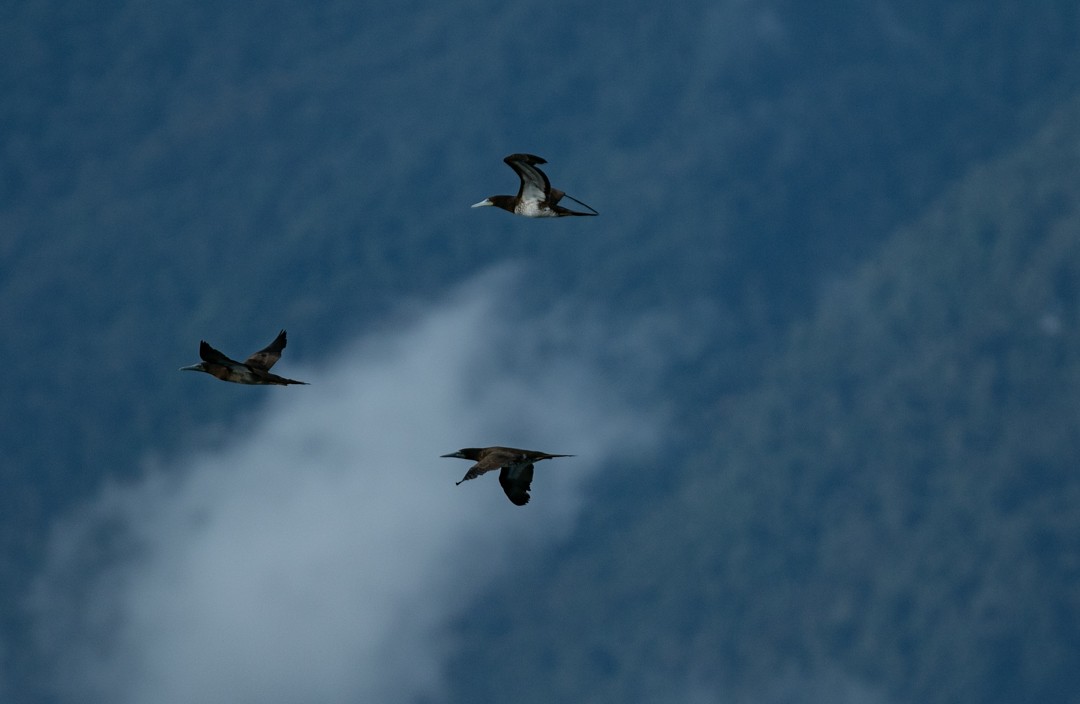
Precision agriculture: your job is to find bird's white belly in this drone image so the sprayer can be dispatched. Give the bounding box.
[515,200,556,217]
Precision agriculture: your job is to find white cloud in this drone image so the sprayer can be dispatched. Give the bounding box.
[28,269,659,704]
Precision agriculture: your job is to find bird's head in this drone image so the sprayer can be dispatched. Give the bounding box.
[471,195,518,213]
[441,448,481,460]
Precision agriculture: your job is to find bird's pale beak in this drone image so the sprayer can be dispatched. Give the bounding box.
[178,364,203,372]
[470,199,493,208]
[441,452,465,458]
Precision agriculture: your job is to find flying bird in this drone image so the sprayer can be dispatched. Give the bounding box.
[471,153,598,217]
[441,446,574,505]
[179,329,308,385]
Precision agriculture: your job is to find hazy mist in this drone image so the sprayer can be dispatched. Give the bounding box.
[26,270,660,704]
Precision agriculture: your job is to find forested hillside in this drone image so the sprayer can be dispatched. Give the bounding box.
[445,97,1080,704]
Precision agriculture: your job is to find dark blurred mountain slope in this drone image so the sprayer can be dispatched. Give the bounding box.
[445,95,1080,704]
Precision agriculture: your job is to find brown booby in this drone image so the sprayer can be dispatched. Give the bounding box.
[179,329,308,385]
[440,446,574,505]
[471,153,598,217]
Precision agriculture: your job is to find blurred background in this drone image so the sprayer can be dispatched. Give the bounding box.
[2,1,1079,702]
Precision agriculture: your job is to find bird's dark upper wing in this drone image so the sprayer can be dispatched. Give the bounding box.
[459,448,522,483]
[482,446,531,468]
[199,340,240,366]
[504,153,551,203]
[244,329,287,371]
[499,463,534,506]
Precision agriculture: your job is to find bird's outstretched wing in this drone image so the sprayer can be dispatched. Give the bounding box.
[456,448,520,484]
[244,330,287,371]
[499,463,534,506]
[199,340,240,366]
[504,153,551,204]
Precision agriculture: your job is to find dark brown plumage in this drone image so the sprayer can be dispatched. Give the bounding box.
[471,153,598,217]
[179,329,308,385]
[440,446,574,505]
